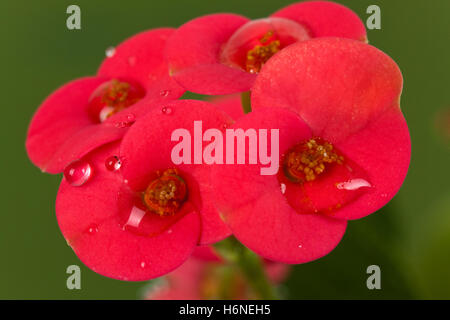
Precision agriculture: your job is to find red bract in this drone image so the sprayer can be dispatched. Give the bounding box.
[165,1,366,94]
[26,28,184,173]
[57,100,233,280]
[211,38,410,264]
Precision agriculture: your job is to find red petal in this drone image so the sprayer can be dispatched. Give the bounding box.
[252,38,403,143]
[44,124,125,174]
[272,1,366,41]
[98,28,185,100]
[221,187,347,264]
[56,142,123,240]
[331,107,411,220]
[189,166,232,244]
[26,77,108,172]
[72,212,200,281]
[165,14,253,94]
[120,100,233,244]
[56,142,201,281]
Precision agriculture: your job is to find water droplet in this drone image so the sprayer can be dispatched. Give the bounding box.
[126,114,136,122]
[63,160,92,187]
[336,178,372,191]
[280,183,286,194]
[167,229,173,234]
[140,261,146,268]
[105,156,121,171]
[159,90,170,97]
[105,46,115,58]
[122,206,146,230]
[298,244,302,248]
[128,56,137,66]
[115,121,133,128]
[161,106,172,115]
[124,179,129,184]
[87,224,99,235]
[99,106,114,122]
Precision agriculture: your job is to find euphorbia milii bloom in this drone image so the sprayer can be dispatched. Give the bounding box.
[26,28,184,173]
[211,38,411,263]
[165,1,366,94]
[56,100,232,280]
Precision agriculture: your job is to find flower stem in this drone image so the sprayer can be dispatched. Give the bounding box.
[241,91,252,114]
[214,236,279,300]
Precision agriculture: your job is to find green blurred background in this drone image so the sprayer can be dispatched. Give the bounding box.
[1,0,449,299]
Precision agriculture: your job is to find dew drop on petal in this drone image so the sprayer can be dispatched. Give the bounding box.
[159,90,170,97]
[105,156,121,171]
[122,206,146,231]
[298,244,302,248]
[140,261,146,268]
[105,46,115,58]
[87,224,99,235]
[167,229,173,234]
[280,183,286,194]
[99,106,115,122]
[161,106,172,115]
[63,160,92,187]
[126,113,136,122]
[336,178,372,191]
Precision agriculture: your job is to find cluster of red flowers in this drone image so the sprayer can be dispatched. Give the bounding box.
[26,1,410,281]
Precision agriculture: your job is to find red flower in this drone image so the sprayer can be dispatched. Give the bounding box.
[26,28,184,173]
[56,100,233,280]
[145,247,289,300]
[165,1,366,95]
[211,38,411,263]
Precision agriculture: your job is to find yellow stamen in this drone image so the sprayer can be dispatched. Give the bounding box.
[245,31,281,74]
[284,138,344,183]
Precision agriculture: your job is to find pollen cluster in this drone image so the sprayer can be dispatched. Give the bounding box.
[245,31,281,74]
[98,79,142,120]
[102,80,131,107]
[143,169,187,216]
[284,138,344,182]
